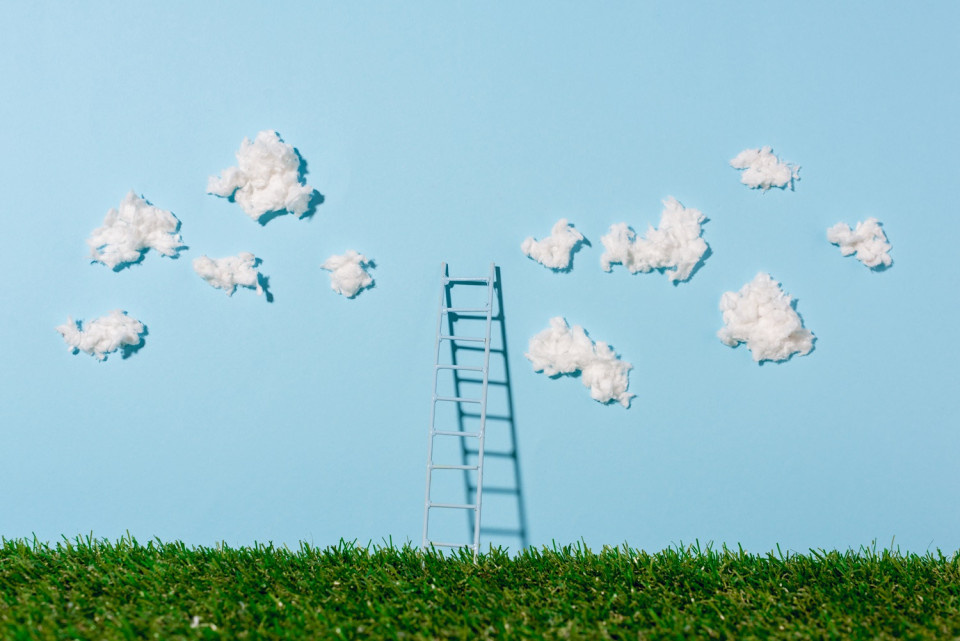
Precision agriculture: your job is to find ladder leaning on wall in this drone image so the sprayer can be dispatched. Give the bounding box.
[421,262,496,560]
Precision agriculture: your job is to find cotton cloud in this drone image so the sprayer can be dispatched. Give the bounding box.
[321,250,374,298]
[717,273,814,363]
[729,147,799,191]
[526,316,633,407]
[827,218,892,269]
[56,310,145,361]
[600,197,708,282]
[521,219,584,270]
[207,130,317,222]
[193,252,264,296]
[87,191,184,269]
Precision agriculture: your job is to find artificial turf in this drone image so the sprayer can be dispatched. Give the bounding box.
[1,535,958,639]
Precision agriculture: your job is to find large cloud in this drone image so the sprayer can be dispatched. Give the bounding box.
[729,146,800,191]
[87,191,184,270]
[525,316,633,407]
[56,310,146,361]
[717,273,814,363]
[600,197,708,282]
[207,130,317,222]
[827,218,892,269]
[321,250,374,298]
[193,252,264,296]
[521,218,584,270]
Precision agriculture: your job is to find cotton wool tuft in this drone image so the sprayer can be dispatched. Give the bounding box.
[207,130,317,222]
[729,147,799,190]
[56,310,145,361]
[521,219,584,270]
[193,252,263,296]
[600,197,707,282]
[321,250,374,298]
[827,218,892,269]
[526,317,633,407]
[717,273,814,363]
[87,191,184,269]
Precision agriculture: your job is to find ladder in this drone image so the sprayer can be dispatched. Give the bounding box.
[422,262,496,559]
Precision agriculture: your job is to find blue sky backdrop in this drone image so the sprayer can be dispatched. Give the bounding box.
[2,1,958,554]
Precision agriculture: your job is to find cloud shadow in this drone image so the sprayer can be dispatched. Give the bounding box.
[120,323,148,360]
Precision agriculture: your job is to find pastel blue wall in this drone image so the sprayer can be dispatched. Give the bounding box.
[2,1,958,554]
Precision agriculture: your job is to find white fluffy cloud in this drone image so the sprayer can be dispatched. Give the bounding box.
[717,273,814,363]
[87,191,184,269]
[600,197,707,282]
[321,250,374,298]
[193,252,264,296]
[521,218,584,270]
[56,310,145,361]
[207,130,316,222]
[729,147,800,190]
[525,316,633,407]
[827,218,892,269]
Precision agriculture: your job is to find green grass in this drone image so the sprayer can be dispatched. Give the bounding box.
[2,536,959,640]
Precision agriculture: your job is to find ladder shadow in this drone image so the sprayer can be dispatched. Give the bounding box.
[444,266,530,553]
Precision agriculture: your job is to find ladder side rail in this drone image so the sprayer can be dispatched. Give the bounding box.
[471,262,497,560]
[445,290,476,549]
[421,263,449,552]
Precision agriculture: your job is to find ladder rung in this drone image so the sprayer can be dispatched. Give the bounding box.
[455,346,504,353]
[444,277,489,283]
[429,541,478,549]
[433,430,481,438]
[435,396,482,404]
[430,464,479,470]
[429,502,477,510]
[439,335,486,342]
[435,364,483,371]
[443,307,489,313]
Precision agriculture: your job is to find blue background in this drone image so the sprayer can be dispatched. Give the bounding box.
[2,1,958,554]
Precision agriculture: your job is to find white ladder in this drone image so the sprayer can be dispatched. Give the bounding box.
[422,262,495,559]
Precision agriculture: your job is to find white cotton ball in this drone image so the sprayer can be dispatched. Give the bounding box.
[55,310,145,361]
[827,218,892,269]
[525,316,595,375]
[321,250,374,298]
[729,147,799,191]
[526,316,633,407]
[521,219,584,270]
[87,191,183,269]
[599,197,708,282]
[717,273,814,363]
[207,130,316,222]
[599,223,635,273]
[193,252,263,296]
[580,341,633,407]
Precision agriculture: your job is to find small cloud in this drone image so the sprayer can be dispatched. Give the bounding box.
[87,191,184,270]
[717,273,814,363]
[729,146,799,191]
[827,218,892,269]
[56,310,146,361]
[525,316,633,408]
[521,218,585,270]
[321,250,374,298]
[600,197,708,283]
[193,252,264,296]
[207,130,317,223]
